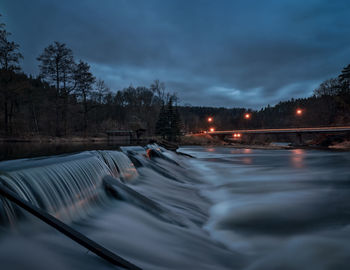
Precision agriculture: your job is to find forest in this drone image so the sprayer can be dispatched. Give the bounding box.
[1,14,350,140]
[181,73,350,133]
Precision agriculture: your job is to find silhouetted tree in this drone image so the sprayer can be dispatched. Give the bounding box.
[314,78,343,97]
[0,33,22,71]
[150,79,166,105]
[339,64,350,84]
[0,15,23,134]
[74,60,96,132]
[155,104,168,139]
[94,79,110,104]
[155,96,183,141]
[170,105,183,141]
[37,42,75,135]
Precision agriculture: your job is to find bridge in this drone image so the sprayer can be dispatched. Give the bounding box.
[207,126,350,135]
[203,126,350,145]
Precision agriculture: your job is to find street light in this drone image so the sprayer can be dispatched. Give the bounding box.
[209,127,215,132]
[296,109,303,116]
[208,117,213,122]
[244,113,251,119]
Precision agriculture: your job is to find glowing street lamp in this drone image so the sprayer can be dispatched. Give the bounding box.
[209,127,215,132]
[208,117,213,122]
[244,113,251,119]
[296,109,303,116]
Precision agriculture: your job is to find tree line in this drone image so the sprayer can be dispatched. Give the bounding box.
[1,13,350,140]
[0,15,182,139]
[179,67,350,133]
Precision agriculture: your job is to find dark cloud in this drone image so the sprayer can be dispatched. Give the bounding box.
[1,0,349,108]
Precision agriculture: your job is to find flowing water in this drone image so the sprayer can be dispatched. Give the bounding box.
[0,145,349,270]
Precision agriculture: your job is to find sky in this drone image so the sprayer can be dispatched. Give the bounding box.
[1,0,350,108]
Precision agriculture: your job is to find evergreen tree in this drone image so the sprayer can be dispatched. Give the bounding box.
[155,104,168,139]
[339,64,350,84]
[339,64,350,94]
[155,96,183,141]
[165,98,174,141]
[170,106,183,141]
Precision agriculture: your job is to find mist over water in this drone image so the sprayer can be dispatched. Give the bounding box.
[0,146,349,269]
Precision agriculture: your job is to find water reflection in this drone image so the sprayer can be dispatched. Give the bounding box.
[290,149,305,169]
[241,157,253,165]
[229,148,253,164]
[230,148,253,155]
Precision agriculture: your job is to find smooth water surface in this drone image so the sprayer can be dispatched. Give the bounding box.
[0,146,349,270]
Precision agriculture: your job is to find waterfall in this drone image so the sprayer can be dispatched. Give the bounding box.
[0,150,137,226]
[96,150,138,180]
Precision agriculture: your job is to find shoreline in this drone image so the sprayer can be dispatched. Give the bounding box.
[179,134,350,151]
[1,135,350,151]
[180,142,330,151]
[203,143,350,151]
[0,136,110,144]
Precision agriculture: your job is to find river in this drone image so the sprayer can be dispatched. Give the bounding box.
[0,145,349,270]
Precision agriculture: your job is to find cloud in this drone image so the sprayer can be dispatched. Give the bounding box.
[1,0,350,108]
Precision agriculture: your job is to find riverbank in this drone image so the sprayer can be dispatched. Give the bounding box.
[0,135,157,161]
[180,134,293,150]
[1,133,350,161]
[180,134,350,150]
[329,140,350,150]
[0,135,109,143]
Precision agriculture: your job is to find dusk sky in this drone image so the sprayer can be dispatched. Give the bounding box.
[1,0,349,108]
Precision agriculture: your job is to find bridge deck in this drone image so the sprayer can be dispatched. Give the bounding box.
[208,126,350,135]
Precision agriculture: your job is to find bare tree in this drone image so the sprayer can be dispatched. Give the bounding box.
[150,79,166,105]
[313,78,342,97]
[95,79,110,104]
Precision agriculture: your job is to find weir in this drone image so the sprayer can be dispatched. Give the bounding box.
[0,182,142,270]
[0,149,143,269]
[0,151,137,225]
[1,145,349,270]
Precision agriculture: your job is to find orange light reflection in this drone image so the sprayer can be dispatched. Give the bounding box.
[242,157,252,165]
[243,149,252,154]
[291,149,305,168]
